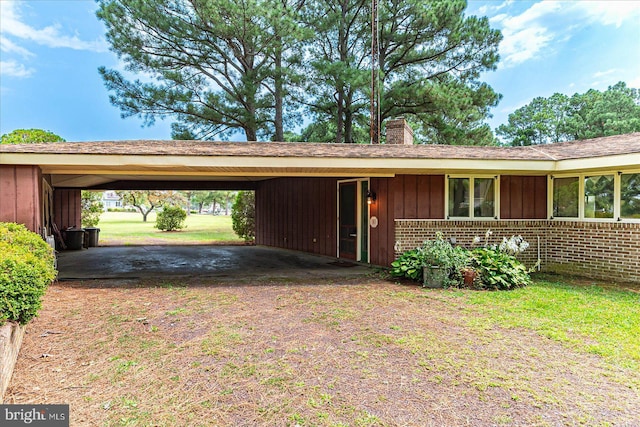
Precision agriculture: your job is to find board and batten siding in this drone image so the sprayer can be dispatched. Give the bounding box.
[500,175,547,219]
[0,165,42,233]
[255,177,337,257]
[53,189,82,231]
[370,175,445,266]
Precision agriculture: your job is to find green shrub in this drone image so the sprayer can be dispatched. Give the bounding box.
[0,223,57,325]
[155,206,187,231]
[231,191,255,241]
[391,233,469,287]
[390,249,424,281]
[471,247,532,290]
[81,190,103,228]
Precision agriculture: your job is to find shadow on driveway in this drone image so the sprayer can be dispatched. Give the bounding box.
[56,245,373,280]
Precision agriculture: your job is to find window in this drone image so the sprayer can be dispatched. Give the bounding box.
[474,178,495,217]
[448,178,469,217]
[584,175,614,219]
[553,177,578,218]
[551,171,640,221]
[448,177,495,219]
[621,173,640,219]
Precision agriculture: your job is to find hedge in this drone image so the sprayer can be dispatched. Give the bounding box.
[0,223,57,325]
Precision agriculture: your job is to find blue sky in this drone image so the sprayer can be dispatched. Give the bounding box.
[1,0,639,142]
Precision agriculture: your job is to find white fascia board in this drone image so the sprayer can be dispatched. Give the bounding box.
[554,153,640,173]
[2,153,556,175]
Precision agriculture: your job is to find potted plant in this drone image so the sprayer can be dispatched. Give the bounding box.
[420,232,468,288]
[460,266,479,288]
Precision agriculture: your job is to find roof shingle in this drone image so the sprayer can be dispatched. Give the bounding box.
[1,132,639,161]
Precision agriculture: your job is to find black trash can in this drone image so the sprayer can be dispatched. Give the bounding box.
[64,228,85,250]
[85,227,100,247]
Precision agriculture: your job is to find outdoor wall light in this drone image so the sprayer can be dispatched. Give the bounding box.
[367,190,377,205]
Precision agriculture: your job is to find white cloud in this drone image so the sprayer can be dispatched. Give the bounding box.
[490,1,640,68]
[572,1,640,27]
[593,69,618,79]
[499,25,553,66]
[0,35,33,57]
[0,60,35,78]
[477,1,513,17]
[0,1,107,52]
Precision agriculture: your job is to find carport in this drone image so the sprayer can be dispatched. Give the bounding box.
[0,132,415,275]
[0,120,418,271]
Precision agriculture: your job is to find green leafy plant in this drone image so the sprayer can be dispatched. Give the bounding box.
[421,233,468,269]
[155,206,187,231]
[470,247,532,290]
[390,249,424,281]
[391,233,469,287]
[81,190,104,228]
[0,222,57,325]
[231,191,255,241]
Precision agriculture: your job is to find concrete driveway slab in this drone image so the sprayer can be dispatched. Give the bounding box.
[56,245,372,280]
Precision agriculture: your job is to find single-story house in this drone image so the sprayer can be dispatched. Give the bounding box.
[1,119,639,283]
[101,190,122,211]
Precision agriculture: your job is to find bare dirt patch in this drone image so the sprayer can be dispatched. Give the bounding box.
[6,275,640,426]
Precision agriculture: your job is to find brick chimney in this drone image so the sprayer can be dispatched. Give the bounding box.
[385,117,414,145]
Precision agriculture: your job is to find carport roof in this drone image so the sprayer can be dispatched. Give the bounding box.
[1,133,639,189]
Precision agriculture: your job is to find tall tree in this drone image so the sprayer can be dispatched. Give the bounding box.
[191,191,215,213]
[301,0,371,143]
[377,0,501,145]
[565,82,640,140]
[97,0,305,141]
[300,0,501,144]
[496,93,571,146]
[497,82,640,146]
[1,129,65,144]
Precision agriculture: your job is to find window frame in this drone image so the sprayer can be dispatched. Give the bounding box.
[548,170,640,222]
[445,175,499,220]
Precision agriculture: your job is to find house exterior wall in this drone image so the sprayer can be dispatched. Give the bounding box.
[0,165,42,233]
[546,221,640,282]
[53,189,82,231]
[255,177,337,257]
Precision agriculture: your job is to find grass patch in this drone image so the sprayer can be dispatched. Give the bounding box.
[98,211,242,244]
[460,278,640,369]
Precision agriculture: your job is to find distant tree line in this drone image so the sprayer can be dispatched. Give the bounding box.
[496,82,640,146]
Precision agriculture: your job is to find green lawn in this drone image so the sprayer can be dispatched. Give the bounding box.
[97,211,242,244]
[441,276,640,370]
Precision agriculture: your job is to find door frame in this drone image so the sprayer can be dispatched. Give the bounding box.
[336,178,370,262]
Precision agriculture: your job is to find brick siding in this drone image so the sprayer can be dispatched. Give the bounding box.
[394,219,640,284]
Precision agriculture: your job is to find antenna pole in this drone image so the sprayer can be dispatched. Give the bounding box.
[370,0,380,144]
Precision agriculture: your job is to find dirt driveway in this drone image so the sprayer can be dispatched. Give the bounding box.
[6,274,640,426]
